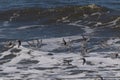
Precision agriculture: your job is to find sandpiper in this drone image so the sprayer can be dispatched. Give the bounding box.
[63,38,67,46]
[17,40,21,48]
[81,58,86,65]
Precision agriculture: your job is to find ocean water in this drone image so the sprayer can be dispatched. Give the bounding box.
[0,0,120,10]
[0,0,120,39]
[0,0,119,40]
[0,1,120,80]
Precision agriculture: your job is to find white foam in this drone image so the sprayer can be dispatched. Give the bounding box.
[0,36,120,79]
[17,25,45,30]
[68,21,94,35]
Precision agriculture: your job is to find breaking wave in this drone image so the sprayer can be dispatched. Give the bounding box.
[0,4,120,80]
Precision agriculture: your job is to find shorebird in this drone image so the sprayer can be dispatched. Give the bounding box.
[81,35,88,41]
[17,40,21,48]
[80,35,89,49]
[63,38,67,46]
[63,58,73,65]
[36,39,42,48]
[81,58,86,65]
[114,53,119,58]
[26,39,43,49]
[8,41,13,47]
[111,53,119,58]
[4,41,15,48]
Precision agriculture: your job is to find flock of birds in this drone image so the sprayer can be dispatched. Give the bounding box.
[2,36,87,64]
[1,35,120,80]
[3,35,120,63]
